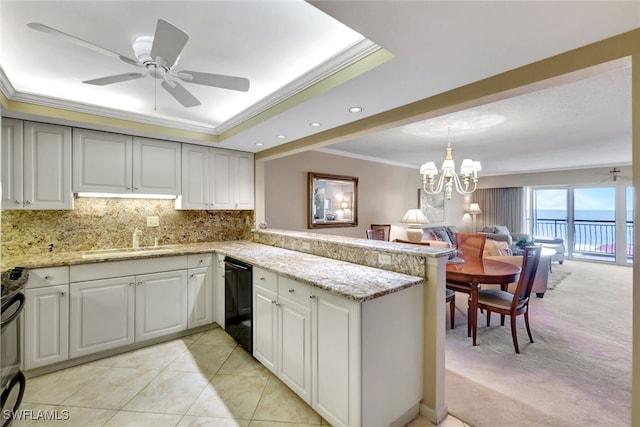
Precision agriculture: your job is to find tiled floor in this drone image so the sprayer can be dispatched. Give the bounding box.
[16,327,468,426]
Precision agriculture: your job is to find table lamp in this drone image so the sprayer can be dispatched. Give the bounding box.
[401,208,429,242]
[469,202,482,232]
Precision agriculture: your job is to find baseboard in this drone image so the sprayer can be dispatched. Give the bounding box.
[390,403,420,427]
[420,402,449,424]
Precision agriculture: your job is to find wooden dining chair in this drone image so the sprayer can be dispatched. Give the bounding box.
[370,224,391,241]
[472,246,541,353]
[446,288,456,329]
[446,232,487,335]
[366,229,385,240]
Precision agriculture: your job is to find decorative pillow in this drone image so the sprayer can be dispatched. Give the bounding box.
[483,240,512,257]
[445,226,457,245]
[432,228,454,247]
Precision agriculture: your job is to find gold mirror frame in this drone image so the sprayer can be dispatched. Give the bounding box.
[308,172,358,229]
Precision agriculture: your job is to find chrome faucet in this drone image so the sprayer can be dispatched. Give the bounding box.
[132,229,143,250]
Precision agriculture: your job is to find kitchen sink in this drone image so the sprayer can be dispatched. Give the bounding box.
[81,248,174,259]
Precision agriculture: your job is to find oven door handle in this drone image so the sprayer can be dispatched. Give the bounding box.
[1,292,25,329]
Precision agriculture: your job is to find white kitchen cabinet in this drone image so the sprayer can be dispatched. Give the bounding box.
[213,254,226,326]
[253,281,278,373]
[252,270,311,402]
[135,270,188,341]
[72,128,132,193]
[72,129,180,195]
[2,119,72,210]
[278,276,312,403]
[23,266,70,370]
[311,286,361,427]
[69,255,189,357]
[187,254,213,329]
[69,276,135,358]
[177,144,254,210]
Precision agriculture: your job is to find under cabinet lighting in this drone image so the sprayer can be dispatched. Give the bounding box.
[349,106,363,113]
[77,192,177,200]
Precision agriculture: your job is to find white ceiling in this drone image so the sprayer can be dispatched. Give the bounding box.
[1,1,639,176]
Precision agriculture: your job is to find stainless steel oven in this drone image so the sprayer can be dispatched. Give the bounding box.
[1,267,27,427]
[224,257,252,354]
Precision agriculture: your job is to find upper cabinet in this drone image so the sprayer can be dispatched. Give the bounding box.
[73,129,181,195]
[1,119,73,210]
[178,144,254,210]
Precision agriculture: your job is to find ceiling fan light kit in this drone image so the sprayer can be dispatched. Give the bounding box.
[28,18,250,108]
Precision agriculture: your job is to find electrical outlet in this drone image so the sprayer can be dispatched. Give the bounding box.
[147,216,160,227]
[378,253,392,265]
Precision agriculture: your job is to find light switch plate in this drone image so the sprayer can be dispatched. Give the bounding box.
[147,216,160,227]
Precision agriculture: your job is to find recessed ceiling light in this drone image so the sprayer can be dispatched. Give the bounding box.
[309,122,322,127]
[349,106,363,113]
[276,135,286,139]
[255,142,264,147]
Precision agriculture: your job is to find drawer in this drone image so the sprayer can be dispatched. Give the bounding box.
[26,266,70,289]
[279,276,311,308]
[188,253,212,269]
[253,267,277,293]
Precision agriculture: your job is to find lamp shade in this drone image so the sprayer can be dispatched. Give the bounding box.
[401,208,429,225]
[469,203,482,215]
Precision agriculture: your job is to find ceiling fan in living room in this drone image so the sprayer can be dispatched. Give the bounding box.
[27,19,250,108]
[597,168,631,183]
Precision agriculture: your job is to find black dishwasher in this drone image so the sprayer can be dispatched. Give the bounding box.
[224,257,253,354]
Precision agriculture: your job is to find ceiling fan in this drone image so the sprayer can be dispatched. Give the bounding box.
[27,19,250,108]
[598,167,631,183]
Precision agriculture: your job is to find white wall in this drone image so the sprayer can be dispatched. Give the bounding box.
[260,151,470,240]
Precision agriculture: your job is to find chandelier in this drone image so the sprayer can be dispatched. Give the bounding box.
[420,126,481,200]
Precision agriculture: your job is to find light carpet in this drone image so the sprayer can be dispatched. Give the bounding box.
[445,260,632,427]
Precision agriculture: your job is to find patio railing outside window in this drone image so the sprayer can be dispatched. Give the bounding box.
[533,218,634,258]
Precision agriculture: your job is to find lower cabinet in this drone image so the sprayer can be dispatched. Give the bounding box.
[24,284,69,370]
[69,277,135,358]
[135,270,188,342]
[311,286,360,427]
[253,269,422,427]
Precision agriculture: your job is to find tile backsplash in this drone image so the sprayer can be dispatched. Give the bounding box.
[1,196,253,258]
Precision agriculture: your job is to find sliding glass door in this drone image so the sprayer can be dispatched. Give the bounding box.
[531,186,633,265]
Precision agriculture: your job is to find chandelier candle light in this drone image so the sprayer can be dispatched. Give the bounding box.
[401,208,429,242]
[420,126,481,200]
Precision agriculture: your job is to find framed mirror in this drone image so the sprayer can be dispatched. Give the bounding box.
[308,172,358,229]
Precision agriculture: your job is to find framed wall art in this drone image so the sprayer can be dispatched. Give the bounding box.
[418,189,445,223]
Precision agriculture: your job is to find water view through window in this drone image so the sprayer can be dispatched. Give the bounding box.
[532,187,634,264]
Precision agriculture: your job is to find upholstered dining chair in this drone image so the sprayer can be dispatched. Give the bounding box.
[472,246,541,353]
[446,232,487,335]
[370,224,391,241]
[366,229,385,240]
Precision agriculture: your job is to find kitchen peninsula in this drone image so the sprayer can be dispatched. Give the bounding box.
[3,232,450,427]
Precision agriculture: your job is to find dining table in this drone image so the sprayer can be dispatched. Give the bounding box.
[446,255,521,346]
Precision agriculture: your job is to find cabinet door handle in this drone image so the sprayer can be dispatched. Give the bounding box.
[44,276,53,280]
[25,200,31,205]
[271,300,276,304]
[60,291,66,296]
[137,282,142,286]
[189,274,194,278]
[14,200,20,205]
[309,295,317,299]
[129,282,135,286]
[288,289,295,293]
[275,302,281,307]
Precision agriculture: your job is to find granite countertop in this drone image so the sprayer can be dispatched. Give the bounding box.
[3,241,423,302]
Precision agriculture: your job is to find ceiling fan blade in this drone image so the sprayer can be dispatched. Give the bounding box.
[83,73,146,86]
[177,71,250,92]
[150,19,189,68]
[27,22,141,68]
[161,80,201,108]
